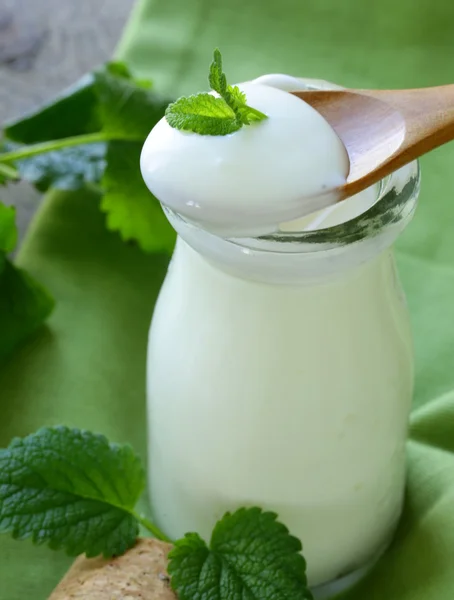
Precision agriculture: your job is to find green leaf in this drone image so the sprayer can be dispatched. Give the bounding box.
[208,48,228,97]
[166,49,267,136]
[0,259,54,362]
[0,426,144,557]
[168,507,313,600]
[165,93,241,136]
[94,69,171,141]
[0,202,18,253]
[1,61,166,195]
[16,143,106,193]
[227,85,247,107]
[4,73,101,144]
[101,142,175,253]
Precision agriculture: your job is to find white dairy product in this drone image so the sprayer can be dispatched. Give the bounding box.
[147,238,414,586]
[251,73,345,92]
[143,76,418,589]
[140,82,349,237]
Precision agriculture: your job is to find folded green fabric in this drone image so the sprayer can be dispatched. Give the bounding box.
[1,0,454,598]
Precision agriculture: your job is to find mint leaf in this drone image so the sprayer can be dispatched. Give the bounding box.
[227,84,247,106]
[166,93,241,135]
[0,259,54,362]
[94,69,171,141]
[0,426,144,557]
[16,143,106,193]
[208,48,228,97]
[168,507,313,600]
[166,49,267,136]
[224,85,265,125]
[101,142,175,253]
[0,202,18,253]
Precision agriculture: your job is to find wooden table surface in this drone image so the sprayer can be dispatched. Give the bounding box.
[0,0,134,241]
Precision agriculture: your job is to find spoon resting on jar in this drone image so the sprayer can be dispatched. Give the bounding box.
[291,84,454,200]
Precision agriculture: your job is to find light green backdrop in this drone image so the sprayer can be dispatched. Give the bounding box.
[1,0,454,598]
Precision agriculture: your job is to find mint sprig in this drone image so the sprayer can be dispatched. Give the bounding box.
[166,49,268,136]
[0,427,313,600]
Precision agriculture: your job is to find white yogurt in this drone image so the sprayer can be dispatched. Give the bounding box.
[141,82,349,237]
[147,238,413,586]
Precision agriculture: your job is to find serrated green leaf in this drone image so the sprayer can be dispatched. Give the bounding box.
[0,202,18,253]
[168,507,313,600]
[165,93,241,136]
[16,143,106,193]
[227,85,247,107]
[101,141,175,253]
[94,69,170,141]
[0,259,54,362]
[237,105,268,125]
[0,426,144,557]
[209,48,227,97]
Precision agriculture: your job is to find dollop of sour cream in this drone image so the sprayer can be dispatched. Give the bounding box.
[140,81,349,237]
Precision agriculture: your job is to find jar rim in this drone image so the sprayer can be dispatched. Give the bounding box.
[229,160,420,254]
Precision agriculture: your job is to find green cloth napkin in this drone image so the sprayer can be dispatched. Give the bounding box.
[1,0,454,598]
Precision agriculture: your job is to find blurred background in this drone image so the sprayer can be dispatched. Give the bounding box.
[0,0,134,240]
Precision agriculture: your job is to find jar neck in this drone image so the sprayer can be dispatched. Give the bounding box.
[171,227,393,285]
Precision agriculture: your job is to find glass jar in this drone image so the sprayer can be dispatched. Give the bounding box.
[146,100,420,593]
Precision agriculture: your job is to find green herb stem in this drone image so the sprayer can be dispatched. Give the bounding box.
[134,512,173,543]
[0,162,20,180]
[0,132,111,163]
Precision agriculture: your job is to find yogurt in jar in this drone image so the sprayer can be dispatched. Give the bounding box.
[141,75,417,588]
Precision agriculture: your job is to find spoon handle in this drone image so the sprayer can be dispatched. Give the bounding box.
[363,84,454,156]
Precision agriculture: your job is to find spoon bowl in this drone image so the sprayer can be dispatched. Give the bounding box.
[291,85,454,199]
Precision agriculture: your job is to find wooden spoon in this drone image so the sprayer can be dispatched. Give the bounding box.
[291,85,454,198]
